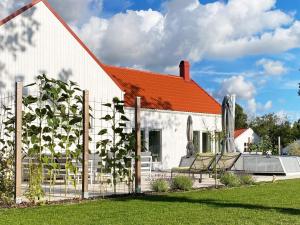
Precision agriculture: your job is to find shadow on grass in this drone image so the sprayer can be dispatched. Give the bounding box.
[115,195,300,216]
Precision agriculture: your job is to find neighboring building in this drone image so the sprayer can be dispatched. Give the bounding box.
[0,0,222,170]
[234,128,260,153]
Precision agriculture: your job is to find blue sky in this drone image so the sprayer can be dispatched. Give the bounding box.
[2,0,300,120]
[99,0,300,120]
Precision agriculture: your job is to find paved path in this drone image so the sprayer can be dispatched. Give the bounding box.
[20,172,300,202]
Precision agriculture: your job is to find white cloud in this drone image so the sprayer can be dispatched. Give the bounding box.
[2,0,300,71]
[217,75,272,115]
[281,80,299,90]
[0,0,103,24]
[256,58,287,76]
[49,0,103,24]
[0,0,17,18]
[217,75,255,100]
[264,100,272,110]
[276,110,300,122]
[73,0,299,71]
[247,99,272,115]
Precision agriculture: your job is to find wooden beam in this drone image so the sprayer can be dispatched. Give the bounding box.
[135,97,141,193]
[15,82,23,204]
[82,90,89,199]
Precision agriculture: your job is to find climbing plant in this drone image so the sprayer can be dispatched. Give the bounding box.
[0,106,15,204]
[21,75,84,201]
[97,97,134,194]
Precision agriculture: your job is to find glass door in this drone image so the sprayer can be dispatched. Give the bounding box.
[149,130,162,162]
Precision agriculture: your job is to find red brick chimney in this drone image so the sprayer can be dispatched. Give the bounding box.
[179,60,190,81]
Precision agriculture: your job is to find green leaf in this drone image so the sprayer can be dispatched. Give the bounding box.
[120,115,130,121]
[24,82,36,88]
[102,115,112,121]
[103,103,112,108]
[69,117,82,125]
[98,129,107,135]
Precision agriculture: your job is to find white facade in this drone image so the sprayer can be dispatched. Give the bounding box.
[0,1,222,170]
[127,108,222,170]
[234,128,260,153]
[0,2,122,101]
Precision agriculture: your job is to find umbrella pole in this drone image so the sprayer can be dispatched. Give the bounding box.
[215,152,217,188]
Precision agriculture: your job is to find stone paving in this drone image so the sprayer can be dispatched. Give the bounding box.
[20,171,300,202]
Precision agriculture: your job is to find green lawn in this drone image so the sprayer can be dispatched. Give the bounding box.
[1,179,300,225]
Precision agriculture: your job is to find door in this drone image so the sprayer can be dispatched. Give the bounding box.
[149,130,162,162]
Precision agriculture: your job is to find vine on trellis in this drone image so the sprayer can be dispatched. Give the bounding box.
[97,97,135,195]
[21,75,84,202]
[0,106,15,204]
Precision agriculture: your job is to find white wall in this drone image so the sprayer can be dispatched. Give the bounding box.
[0,2,122,101]
[234,128,260,153]
[0,2,222,170]
[126,108,222,170]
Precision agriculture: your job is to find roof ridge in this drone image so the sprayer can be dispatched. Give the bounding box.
[104,64,183,79]
[0,0,124,91]
[0,0,43,26]
[234,128,248,138]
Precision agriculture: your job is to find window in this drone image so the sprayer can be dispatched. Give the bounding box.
[202,132,211,153]
[193,131,200,153]
[244,142,249,152]
[149,130,162,162]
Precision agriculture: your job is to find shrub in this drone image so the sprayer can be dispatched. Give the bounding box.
[220,173,240,187]
[288,142,300,156]
[171,176,193,191]
[151,179,169,192]
[239,174,255,185]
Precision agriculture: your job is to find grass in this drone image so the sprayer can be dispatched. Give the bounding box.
[0,179,300,225]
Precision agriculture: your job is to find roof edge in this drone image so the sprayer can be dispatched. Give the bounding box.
[191,80,221,111]
[0,0,124,91]
[0,0,42,26]
[235,128,248,138]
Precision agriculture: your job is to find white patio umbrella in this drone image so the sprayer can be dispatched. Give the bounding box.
[186,115,195,157]
[222,95,236,153]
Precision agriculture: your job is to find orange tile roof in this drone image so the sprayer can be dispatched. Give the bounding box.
[234,128,248,138]
[103,65,221,114]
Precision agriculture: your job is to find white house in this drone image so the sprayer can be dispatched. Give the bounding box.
[0,0,222,170]
[234,128,260,153]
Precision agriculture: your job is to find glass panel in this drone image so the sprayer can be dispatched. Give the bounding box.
[202,132,211,153]
[149,130,161,162]
[193,131,200,152]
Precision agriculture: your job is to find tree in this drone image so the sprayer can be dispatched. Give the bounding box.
[235,104,248,129]
[288,141,300,156]
[291,120,300,140]
[249,113,294,153]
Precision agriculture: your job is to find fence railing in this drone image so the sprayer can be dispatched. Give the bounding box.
[1,81,143,204]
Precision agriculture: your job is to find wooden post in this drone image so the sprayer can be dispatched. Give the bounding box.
[82,90,89,199]
[135,97,142,193]
[278,136,281,156]
[15,82,23,204]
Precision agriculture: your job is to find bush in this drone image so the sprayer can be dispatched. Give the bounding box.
[171,176,193,191]
[220,173,240,187]
[151,179,169,192]
[239,174,255,185]
[288,142,300,156]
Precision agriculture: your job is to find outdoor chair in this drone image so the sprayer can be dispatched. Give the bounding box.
[141,152,152,179]
[171,153,216,183]
[209,152,241,175]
